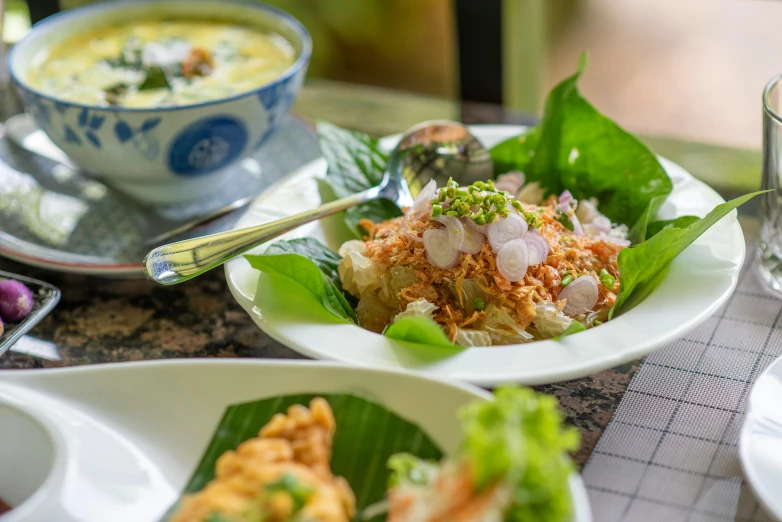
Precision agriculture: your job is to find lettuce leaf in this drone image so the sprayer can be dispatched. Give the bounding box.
[644,215,701,239]
[490,55,672,229]
[265,238,345,291]
[387,453,440,488]
[458,386,579,522]
[554,320,586,340]
[317,122,402,237]
[383,316,455,348]
[246,241,356,323]
[611,191,766,317]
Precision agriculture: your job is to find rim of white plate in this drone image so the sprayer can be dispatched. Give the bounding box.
[0,359,591,522]
[740,355,782,521]
[225,124,745,386]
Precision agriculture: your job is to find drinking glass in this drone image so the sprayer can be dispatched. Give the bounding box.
[759,74,782,294]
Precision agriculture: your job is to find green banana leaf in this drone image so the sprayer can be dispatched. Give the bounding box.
[160,393,443,521]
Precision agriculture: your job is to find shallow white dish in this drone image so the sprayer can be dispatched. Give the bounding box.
[740,355,782,521]
[225,124,745,386]
[0,359,591,521]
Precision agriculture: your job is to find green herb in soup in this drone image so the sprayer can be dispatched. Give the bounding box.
[27,19,296,107]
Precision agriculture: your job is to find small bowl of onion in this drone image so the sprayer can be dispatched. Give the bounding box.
[0,272,60,357]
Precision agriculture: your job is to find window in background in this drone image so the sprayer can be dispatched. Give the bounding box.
[547,0,781,149]
[4,0,30,42]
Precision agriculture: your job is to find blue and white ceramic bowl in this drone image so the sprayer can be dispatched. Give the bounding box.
[8,0,311,204]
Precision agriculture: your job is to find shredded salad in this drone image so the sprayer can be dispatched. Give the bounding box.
[339,175,628,345]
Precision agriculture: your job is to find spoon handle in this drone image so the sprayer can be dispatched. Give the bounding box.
[143,185,383,285]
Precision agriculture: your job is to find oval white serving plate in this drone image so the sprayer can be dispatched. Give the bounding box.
[225,124,745,386]
[740,355,782,521]
[0,359,590,521]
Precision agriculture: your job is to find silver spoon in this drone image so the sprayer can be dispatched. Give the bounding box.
[143,120,493,285]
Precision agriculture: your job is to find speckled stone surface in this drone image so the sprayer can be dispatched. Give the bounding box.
[0,257,639,466]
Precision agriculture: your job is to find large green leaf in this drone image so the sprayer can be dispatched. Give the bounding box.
[384,316,455,348]
[265,238,344,291]
[553,320,587,340]
[160,393,443,521]
[317,122,402,237]
[246,251,356,323]
[611,191,767,317]
[490,56,672,229]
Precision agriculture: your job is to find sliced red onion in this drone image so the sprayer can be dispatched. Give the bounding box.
[461,218,486,254]
[487,213,528,251]
[570,213,584,236]
[423,229,460,269]
[496,239,529,282]
[409,179,438,219]
[559,275,599,316]
[433,215,465,251]
[403,228,424,242]
[558,190,574,212]
[494,172,525,195]
[557,189,584,235]
[522,231,550,265]
[592,215,612,233]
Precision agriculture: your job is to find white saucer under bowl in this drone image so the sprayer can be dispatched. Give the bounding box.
[0,115,320,277]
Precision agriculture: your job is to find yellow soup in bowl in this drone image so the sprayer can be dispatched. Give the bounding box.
[27,19,296,107]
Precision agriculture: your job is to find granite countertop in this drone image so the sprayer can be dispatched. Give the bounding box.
[0,252,639,465]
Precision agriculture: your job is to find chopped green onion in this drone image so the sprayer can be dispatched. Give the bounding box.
[523,211,543,229]
[473,298,486,311]
[511,200,524,212]
[486,211,497,224]
[431,204,443,217]
[446,210,459,217]
[473,213,487,225]
[561,273,573,286]
[455,202,471,215]
[265,474,313,513]
[599,269,615,289]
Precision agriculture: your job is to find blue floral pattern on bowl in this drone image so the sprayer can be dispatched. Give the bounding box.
[169,115,248,175]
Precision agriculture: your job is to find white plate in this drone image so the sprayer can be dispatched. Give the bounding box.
[0,359,590,522]
[740,355,782,521]
[225,125,745,386]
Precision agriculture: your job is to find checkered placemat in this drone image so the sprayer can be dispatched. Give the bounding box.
[583,224,779,521]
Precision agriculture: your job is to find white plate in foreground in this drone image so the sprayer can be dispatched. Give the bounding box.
[225,125,745,386]
[0,360,590,522]
[740,355,782,521]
